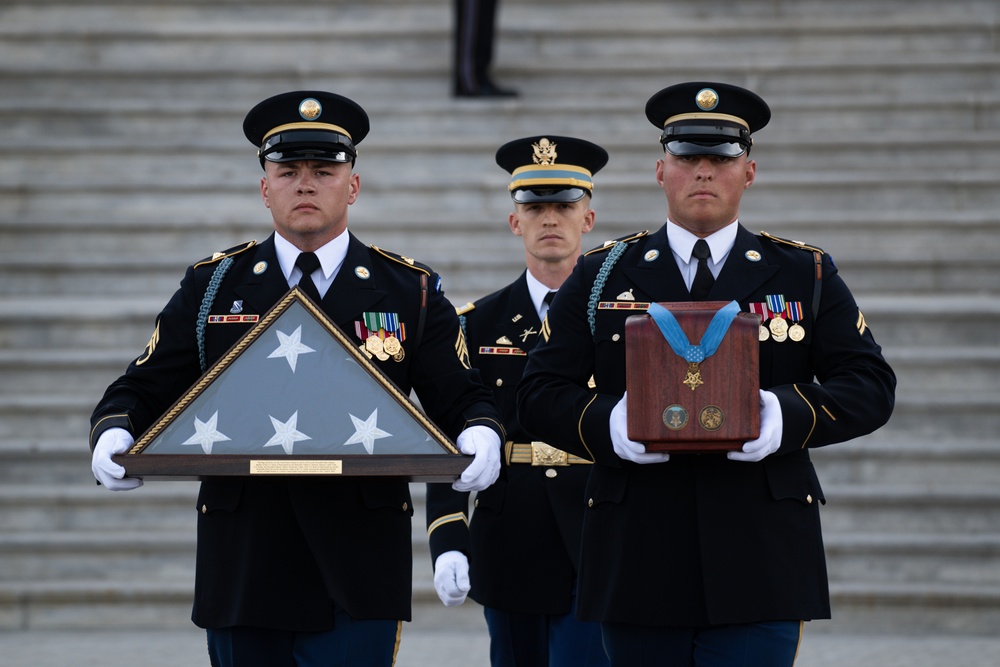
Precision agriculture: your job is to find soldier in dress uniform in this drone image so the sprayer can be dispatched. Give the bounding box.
[89,90,504,667]
[516,82,897,666]
[425,136,610,666]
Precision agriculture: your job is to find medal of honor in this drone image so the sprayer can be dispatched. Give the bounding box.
[648,301,742,394]
[683,363,704,391]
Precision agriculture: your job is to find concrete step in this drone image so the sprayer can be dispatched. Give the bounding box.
[0,483,199,532]
[819,483,1000,535]
[0,531,195,583]
[824,533,1000,588]
[824,582,1000,636]
[811,438,1000,487]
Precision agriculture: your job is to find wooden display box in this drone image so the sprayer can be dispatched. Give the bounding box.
[625,301,759,453]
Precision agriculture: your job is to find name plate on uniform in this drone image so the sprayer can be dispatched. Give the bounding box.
[625,301,759,453]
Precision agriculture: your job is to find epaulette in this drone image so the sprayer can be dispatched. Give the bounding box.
[193,240,257,269]
[583,230,649,256]
[759,231,824,255]
[370,245,431,276]
[456,302,476,316]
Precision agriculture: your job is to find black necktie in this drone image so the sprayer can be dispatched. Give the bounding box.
[295,252,322,303]
[543,291,556,306]
[690,239,715,300]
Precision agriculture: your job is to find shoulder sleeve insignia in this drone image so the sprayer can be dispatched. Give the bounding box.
[193,240,257,269]
[584,230,650,256]
[369,245,432,276]
[455,302,476,316]
[759,231,825,255]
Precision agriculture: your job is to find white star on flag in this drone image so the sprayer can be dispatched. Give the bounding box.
[267,325,315,372]
[181,411,231,454]
[263,411,312,454]
[343,408,392,455]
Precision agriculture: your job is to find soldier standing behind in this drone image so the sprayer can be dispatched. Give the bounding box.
[426,136,610,666]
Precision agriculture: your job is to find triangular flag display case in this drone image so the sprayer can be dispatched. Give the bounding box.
[113,288,469,481]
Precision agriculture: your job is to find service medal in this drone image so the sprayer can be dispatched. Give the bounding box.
[759,324,770,341]
[788,323,805,342]
[383,336,402,356]
[769,317,788,337]
[366,335,389,360]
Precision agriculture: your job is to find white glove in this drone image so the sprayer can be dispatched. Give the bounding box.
[610,393,670,464]
[433,550,470,607]
[729,390,783,462]
[452,425,501,492]
[92,427,143,490]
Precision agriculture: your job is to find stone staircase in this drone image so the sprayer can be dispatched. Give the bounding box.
[1,0,998,635]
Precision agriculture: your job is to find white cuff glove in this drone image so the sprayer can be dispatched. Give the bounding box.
[452,425,501,492]
[92,427,143,490]
[433,550,470,607]
[728,390,783,462]
[610,392,670,464]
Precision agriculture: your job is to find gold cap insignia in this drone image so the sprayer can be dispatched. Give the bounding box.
[532,138,558,165]
[696,88,719,111]
[299,98,322,120]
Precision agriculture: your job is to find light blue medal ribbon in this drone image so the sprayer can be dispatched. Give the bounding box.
[647,300,742,364]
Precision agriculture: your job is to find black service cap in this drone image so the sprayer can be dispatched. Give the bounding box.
[495,135,609,204]
[645,82,770,157]
[243,91,370,168]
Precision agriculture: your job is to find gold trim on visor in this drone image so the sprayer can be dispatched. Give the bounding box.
[509,164,594,192]
[663,112,750,131]
[262,122,353,142]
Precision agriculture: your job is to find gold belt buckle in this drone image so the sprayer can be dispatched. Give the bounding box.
[531,441,569,467]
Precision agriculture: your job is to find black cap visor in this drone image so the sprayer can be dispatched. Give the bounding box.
[259,130,357,165]
[661,123,750,157]
[512,186,588,204]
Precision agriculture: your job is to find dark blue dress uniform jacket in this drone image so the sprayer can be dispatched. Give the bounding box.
[426,272,591,614]
[516,224,896,627]
[90,232,503,630]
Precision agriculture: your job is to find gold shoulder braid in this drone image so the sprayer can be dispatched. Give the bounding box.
[193,240,257,269]
[584,230,649,256]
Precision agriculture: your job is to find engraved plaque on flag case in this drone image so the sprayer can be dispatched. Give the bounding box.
[113,288,469,481]
[625,301,759,453]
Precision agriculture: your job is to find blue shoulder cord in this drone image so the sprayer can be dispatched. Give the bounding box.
[196,257,234,372]
[587,241,629,336]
